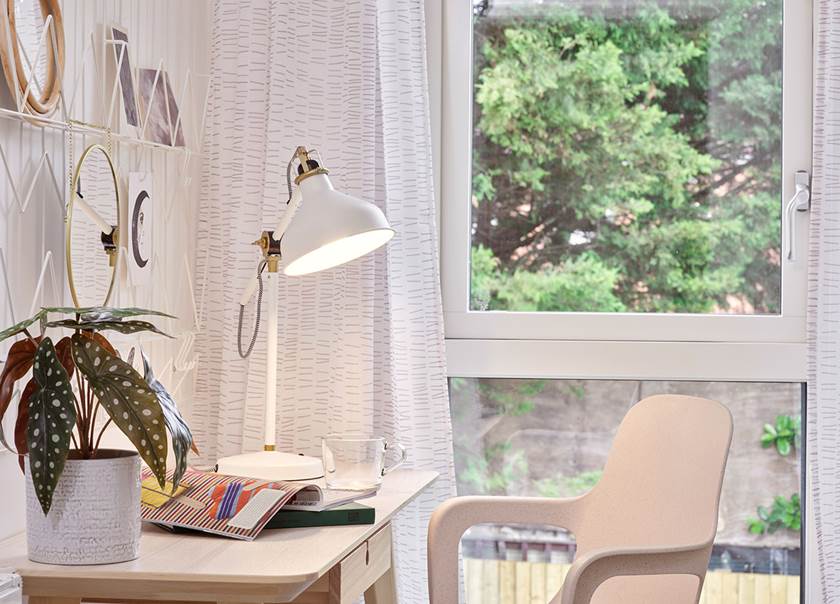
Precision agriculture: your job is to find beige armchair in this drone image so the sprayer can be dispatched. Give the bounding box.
[428,394,733,604]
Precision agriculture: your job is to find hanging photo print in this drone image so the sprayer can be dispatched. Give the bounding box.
[128,172,153,284]
[110,25,139,127]
[137,67,186,147]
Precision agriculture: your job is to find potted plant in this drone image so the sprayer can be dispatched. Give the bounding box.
[0,306,194,565]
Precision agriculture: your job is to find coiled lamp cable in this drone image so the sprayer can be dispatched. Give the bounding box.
[237,260,267,358]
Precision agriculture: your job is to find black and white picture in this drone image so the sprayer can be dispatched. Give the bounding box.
[128,172,153,284]
[110,26,139,127]
[138,68,185,147]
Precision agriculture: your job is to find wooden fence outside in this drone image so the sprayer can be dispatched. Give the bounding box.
[464,558,800,604]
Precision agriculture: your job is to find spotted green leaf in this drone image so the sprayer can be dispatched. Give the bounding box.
[0,310,46,343]
[140,349,194,490]
[42,306,175,321]
[28,337,77,515]
[46,319,171,338]
[70,334,167,487]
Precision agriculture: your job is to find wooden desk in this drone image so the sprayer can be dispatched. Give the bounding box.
[0,470,438,604]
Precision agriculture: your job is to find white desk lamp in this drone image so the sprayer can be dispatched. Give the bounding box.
[217,147,394,480]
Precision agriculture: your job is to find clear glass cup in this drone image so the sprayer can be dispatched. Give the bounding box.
[322,436,407,491]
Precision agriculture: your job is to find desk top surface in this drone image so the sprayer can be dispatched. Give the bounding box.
[0,469,438,587]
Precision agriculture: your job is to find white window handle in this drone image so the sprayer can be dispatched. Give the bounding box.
[785,170,810,261]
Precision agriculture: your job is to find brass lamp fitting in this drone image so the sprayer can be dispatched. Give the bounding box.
[253,230,281,273]
[293,146,329,185]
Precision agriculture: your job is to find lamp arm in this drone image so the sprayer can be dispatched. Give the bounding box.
[237,149,302,353]
[272,186,303,240]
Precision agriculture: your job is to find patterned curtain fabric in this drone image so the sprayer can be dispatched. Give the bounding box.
[193,1,455,600]
[810,2,840,601]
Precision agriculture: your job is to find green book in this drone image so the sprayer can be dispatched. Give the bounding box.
[265,503,376,529]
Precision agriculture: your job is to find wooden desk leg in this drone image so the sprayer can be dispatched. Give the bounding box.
[29,598,81,604]
[363,552,397,604]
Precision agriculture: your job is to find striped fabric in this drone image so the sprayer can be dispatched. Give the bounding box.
[210,481,244,519]
[207,479,285,520]
[809,2,840,601]
[193,0,455,600]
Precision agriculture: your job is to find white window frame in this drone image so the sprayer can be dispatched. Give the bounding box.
[427,1,814,598]
[435,0,812,384]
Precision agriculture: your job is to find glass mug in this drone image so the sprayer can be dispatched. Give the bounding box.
[322,435,407,490]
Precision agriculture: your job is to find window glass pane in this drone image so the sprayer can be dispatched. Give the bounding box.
[450,378,802,602]
[470,0,783,315]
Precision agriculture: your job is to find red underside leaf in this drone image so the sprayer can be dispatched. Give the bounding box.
[54,336,76,380]
[80,331,119,358]
[0,338,39,427]
[14,378,36,471]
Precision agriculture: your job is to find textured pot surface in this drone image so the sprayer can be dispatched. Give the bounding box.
[25,450,141,565]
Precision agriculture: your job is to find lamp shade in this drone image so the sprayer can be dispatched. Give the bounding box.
[281,173,394,276]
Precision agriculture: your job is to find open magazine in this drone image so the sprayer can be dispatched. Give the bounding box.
[140,467,376,540]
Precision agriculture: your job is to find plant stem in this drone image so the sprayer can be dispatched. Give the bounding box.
[72,373,83,421]
[85,381,93,431]
[88,399,100,455]
[74,371,89,456]
[94,418,112,452]
[21,328,38,347]
[87,381,95,422]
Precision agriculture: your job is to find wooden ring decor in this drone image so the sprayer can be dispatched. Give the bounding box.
[66,144,121,308]
[0,0,65,115]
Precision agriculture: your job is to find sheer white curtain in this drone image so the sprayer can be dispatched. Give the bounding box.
[192,1,454,600]
[809,2,840,601]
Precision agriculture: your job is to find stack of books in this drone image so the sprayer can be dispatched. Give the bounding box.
[140,467,376,540]
[266,502,375,529]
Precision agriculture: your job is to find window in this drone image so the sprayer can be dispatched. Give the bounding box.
[451,378,803,602]
[441,0,812,343]
[470,2,784,317]
[432,0,813,602]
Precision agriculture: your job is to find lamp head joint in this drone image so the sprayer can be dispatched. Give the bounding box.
[253,230,282,273]
[293,146,329,185]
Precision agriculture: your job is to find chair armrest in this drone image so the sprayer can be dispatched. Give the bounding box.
[557,541,714,604]
[428,496,583,604]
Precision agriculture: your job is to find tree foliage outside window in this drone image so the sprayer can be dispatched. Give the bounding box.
[470,0,782,314]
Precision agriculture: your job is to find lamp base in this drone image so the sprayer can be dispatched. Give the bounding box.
[216,450,324,481]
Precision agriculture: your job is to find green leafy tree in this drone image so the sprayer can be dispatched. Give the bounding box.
[471,1,782,313]
[535,470,603,498]
[459,442,529,495]
[471,246,624,311]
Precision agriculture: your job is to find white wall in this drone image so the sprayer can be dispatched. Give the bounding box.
[0,0,210,541]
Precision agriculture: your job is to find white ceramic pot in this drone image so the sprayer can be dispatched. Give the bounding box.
[25,449,141,565]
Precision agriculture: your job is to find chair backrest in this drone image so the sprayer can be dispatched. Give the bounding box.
[573,394,733,555]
